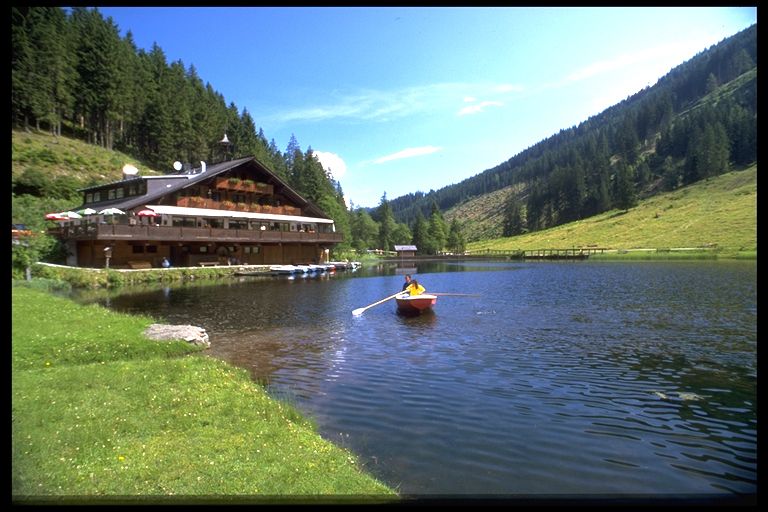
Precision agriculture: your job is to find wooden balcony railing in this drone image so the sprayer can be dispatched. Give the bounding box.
[213,177,273,195]
[51,223,343,244]
[176,197,300,216]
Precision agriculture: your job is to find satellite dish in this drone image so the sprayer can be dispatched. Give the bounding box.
[122,164,139,176]
[173,161,183,171]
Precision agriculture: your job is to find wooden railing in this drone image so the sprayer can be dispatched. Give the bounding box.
[53,223,343,244]
[213,177,273,195]
[176,196,299,215]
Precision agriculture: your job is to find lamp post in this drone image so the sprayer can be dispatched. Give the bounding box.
[104,246,112,269]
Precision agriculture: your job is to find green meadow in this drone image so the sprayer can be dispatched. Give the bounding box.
[467,166,756,258]
[12,286,397,503]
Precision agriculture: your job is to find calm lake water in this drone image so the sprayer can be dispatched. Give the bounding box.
[71,260,756,498]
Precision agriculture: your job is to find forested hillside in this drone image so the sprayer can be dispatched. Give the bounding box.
[388,25,757,241]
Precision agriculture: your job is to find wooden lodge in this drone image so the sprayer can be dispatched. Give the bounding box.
[394,245,417,258]
[46,157,343,269]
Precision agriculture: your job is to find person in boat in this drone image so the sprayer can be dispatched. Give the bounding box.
[402,274,412,291]
[405,279,426,296]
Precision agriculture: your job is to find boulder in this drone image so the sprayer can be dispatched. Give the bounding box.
[144,324,210,348]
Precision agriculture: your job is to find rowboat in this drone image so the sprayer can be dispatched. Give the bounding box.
[395,292,437,315]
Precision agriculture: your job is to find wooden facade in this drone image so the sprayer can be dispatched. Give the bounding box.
[48,157,342,268]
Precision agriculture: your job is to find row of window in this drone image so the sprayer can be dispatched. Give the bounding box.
[168,217,323,232]
[86,182,147,204]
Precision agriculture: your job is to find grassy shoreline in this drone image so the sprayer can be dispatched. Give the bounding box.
[12,286,398,502]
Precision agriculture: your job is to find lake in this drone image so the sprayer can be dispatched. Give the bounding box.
[71,260,757,498]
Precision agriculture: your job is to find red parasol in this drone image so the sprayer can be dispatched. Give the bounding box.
[136,209,158,217]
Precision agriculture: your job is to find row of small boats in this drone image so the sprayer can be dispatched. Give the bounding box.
[269,261,361,275]
[235,261,361,277]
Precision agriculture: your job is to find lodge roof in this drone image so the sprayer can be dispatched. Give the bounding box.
[73,156,330,219]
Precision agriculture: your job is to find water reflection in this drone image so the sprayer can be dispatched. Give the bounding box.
[69,260,756,496]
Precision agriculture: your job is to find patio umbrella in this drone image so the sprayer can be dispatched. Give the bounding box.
[60,211,82,219]
[77,207,97,215]
[45,212,68,221]
[98,207,125,215]
[136,208,158,217]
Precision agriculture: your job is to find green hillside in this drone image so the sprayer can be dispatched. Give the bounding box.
[466,165,756,255]
[12,129,159,193]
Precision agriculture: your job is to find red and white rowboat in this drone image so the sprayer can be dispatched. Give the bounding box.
[395,292,437,315]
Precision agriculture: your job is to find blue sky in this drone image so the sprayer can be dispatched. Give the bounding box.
[98,6,756,208]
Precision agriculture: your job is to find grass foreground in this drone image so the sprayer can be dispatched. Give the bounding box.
[12,286,398,504]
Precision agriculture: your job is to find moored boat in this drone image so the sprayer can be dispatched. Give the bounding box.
[395,292,437,315]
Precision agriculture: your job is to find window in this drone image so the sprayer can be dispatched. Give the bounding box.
[132,246,144,254]
[146,245,158,253]
[86,193,93,203]
[116,188,124,199]
[108,189,115,200]
[128,185,136,196]
[93,191,101,202]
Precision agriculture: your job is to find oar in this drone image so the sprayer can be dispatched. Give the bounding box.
[352,291,404,316]
[430,292,480,297]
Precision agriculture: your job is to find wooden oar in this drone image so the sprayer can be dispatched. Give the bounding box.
[352,291,404,316]
[430,292,480,297]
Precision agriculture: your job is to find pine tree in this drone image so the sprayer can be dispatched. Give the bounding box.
[427,201,448,253]
[613,162,637,210]
[70,7,122,148]
[502,196,524,237]
[446,218,466,254]
[410,211,431,255]
[376,193,397,252]
[350,208,379,251]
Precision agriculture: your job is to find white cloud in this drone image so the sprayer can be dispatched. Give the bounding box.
[458,100,503,116]
[373,146,442,164]
[313,151,347,180]
[261,82,523,125]
[563,42,707,84]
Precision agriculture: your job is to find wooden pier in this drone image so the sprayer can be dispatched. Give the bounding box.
[463,247,608,260]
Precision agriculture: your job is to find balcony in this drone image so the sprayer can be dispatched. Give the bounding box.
[213,177,273,195]
[176,197,300,215]
[50,223,343,244]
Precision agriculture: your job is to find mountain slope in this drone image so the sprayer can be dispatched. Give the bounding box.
[466,165,756,253]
